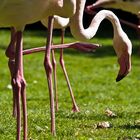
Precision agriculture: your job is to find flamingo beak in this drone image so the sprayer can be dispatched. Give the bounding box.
[116,53,131,82]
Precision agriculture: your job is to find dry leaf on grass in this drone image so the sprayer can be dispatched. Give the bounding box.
[105,108,117,117]
[96,121,112,129]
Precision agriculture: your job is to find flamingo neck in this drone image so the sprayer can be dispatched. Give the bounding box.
[70,0,123,41]
[103,10,123,37]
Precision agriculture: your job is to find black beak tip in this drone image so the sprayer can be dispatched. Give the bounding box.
[116,75,125,82]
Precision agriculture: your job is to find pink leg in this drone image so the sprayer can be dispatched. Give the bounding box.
[23,42,100,55]
[44,16,55,135]
[11,31,27,140]
[5,27,17,117]
[59,29,79,112]
[60,49,79,112]
[51,49,58,112]
[5,27,16,59]
[21,80,27,140]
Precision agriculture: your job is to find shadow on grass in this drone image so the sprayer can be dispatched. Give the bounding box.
[27,97,48,102]
[56,110,117,122]
[119,124,140,130]
[56,109,140,128]
[62,45,116,58]
[60,43,140,58]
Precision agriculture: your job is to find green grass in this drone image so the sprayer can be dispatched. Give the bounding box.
[0,25,140,140]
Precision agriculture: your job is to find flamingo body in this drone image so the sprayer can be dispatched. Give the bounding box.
[0,0,76,29]
[0,1,49,28]
[41,15,69,29]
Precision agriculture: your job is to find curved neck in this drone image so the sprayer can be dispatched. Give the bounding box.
[104,10,123,36]
[70,0,123,41]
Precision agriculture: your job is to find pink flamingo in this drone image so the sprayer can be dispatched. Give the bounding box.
[0,0,76,139]
[40,0,132,136]
[4,15,99,140]
[1,0,132,139]
[69,0,132,82]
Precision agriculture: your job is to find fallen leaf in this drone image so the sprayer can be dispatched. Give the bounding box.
[105,108,117,117]
[96,121,112,129]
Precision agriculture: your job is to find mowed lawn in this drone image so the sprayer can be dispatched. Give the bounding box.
[0,23,140,140]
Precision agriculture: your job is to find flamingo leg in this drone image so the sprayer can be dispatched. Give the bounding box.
[21,80,27,140]
[5,27,17,117]
[44,16,56,135]
[51,49,58,112]
[59,29,79,112]
[11,31,27,140]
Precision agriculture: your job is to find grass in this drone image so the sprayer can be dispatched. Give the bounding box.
[0,23,140,140]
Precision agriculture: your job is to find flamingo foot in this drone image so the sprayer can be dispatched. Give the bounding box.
[72,105,80,112]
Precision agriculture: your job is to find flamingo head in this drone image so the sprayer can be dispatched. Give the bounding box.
[113,33,132,82]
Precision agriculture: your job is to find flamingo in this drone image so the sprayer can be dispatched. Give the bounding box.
[85,0,140,37]
[3,2,99,140]
[69,0,132,83]
[0,0,132,139]
[41,16,80,112]
[0,0,77,139]
[39,0,132,136]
